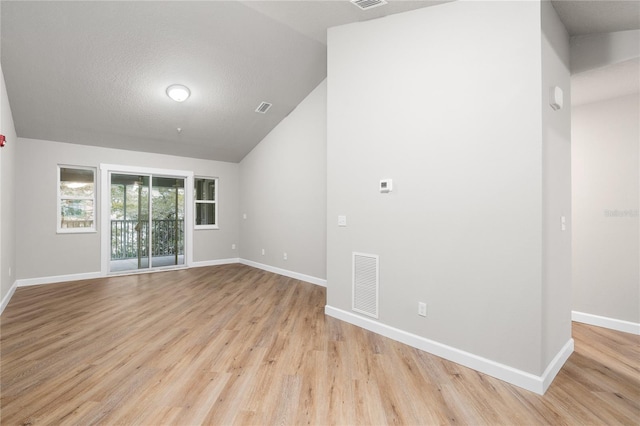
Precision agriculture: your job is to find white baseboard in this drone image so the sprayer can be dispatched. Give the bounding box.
[240,259,326,287]
[5,259,324,311]
[1,280,17,315]
[190,258,240,268]
[325,305,573,395]
[572,311,640,335]
[16,272,102,288]
[541,338,574,393]
[15,259,241,287]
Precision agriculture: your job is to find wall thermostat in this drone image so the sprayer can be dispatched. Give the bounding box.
[380,179,393,193]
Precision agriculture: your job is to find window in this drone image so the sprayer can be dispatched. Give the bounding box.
[195,177,218,229]
[58,166,96,233]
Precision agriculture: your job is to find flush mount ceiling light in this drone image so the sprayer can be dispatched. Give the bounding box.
[166,84,191,102]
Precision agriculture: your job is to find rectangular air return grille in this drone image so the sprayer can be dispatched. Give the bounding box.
[350,0,387,11]
[255,101,272,114]
[352,252,379,318]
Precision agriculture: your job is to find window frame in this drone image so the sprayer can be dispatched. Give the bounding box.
[57,165,97,234]
[194,176,219,230]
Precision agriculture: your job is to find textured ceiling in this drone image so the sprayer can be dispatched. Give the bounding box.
[551,0,640,35]
[240,0,451,44]
[1,1,638,162]
[1,1,330,162]
[0,0,449,162]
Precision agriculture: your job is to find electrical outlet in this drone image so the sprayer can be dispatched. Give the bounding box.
[261,248,265,256]
[232,244,236,250]
[418,302,427,317]
[243,213,247,219]
[283,252,288,260]
[8,267,11,277]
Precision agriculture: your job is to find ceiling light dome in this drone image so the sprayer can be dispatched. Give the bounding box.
[166,84,190,102]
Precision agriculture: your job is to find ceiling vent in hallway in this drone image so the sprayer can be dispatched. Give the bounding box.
[350,0,387,11]
[255,102,272,114]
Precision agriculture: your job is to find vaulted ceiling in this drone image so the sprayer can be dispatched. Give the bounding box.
[1,1,638,162]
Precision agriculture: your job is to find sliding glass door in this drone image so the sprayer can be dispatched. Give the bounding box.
[109,173,185,273]
[151,176,185,268]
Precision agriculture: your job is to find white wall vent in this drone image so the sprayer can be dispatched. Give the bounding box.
[350,0,388,11]
[352,252,379,318]
[255,102,272,114]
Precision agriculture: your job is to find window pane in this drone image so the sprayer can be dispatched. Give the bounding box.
[195,202,216,226]
[195,178,216,201]
[60,167,95,198]
[152,178,185,221]
[60,199,94,228]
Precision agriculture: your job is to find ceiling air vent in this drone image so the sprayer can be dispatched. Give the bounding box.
[350,0,387,11]
[255,102,272,114]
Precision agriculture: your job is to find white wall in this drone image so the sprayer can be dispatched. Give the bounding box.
[1,64,17,310]
[541,0,572,368]
[327,1,549,377]
[239,80,326,281]
[572,93,639,324]
[15,138,240,280]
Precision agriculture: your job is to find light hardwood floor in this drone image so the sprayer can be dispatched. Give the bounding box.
[1,264,638,425]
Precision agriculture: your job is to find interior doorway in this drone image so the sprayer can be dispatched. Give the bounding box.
[100,165,193,275]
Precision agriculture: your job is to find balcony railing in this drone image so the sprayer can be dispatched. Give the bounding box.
[111,219,184,260]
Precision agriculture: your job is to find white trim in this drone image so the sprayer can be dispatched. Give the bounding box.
[191,258,240,268]
[240,259,326,287]
[100,164,194,277]
[194,176,218,229]
[16,272,102,287]
[541,339,574,392]
[14,262,244,286]
[324,305,573,395]
[108,265,189,277]
[1,280,17,315]
[572,311,640,335]
[11,260,322,289]
[194,225,220,230]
